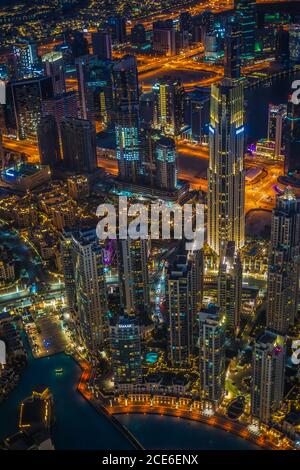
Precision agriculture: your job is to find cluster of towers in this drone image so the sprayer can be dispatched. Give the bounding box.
[2,30,184,192]
[2,2,299,426]
[57,15,300,427]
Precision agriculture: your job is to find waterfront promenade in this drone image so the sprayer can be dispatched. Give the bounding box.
[109,401,291,451]
[76,360,295,451]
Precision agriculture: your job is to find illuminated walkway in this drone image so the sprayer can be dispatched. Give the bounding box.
[108,395,295,451]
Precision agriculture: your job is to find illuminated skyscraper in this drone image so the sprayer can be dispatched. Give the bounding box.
[64,228,108,353]
[37,115,61,169]
[155,76,185,136]
[207,57,245,255]
[155,136,177,191]
[109,315,142,391]
[266,189,300,335]
[251,330,285,423]
[42,51,66,96]
[76,55,113,123]
[5,76,54,140]
[167,252,203,368]
[218,241,242,335]
[118,238,150,317]
[60,117,97,173]
[12,40,38,79]
[112,56,141,182]
[199,306,226,406]
[234,0,256,56]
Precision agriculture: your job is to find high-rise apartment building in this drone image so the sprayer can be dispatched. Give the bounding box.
[266,189,300,334]
[167,252,203,368]
[251,330,285,423]
[218,241,242,335]
[118,238,150,317]
[199,306,226,406]
[109,315,142,391]
[61,228,108,353]
[155,76,185,136]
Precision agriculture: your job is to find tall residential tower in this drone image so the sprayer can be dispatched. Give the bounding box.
[266,189,300,334]
[251,330,285,423]
[199,306,226,406]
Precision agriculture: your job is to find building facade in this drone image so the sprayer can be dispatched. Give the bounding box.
[251,330,285,423]
[207,79,245,255]
[110,315,142,391]
[266,189,300,334]
[199,306,226,406]
[113,56,141,182]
